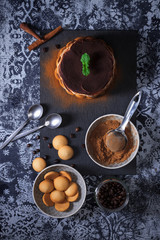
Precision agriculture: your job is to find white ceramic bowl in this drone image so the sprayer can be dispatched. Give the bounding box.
[33,164,86,218]
[85,114,139,169]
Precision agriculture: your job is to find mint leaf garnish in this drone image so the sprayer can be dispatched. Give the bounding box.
[81,53,90,76]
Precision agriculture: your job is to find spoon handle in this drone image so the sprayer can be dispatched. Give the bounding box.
[12,125,44,141]
[118,91,142,132]
[0,119,29,149]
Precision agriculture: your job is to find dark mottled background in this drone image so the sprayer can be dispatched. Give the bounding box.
[0,0,160,239]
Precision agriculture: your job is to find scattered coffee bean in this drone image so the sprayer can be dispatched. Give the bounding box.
[97,181,126,210]
[55,44,61,49]
[43,136,48,141]
[70,164,76,168]
[82,144,85,148]
[33,151,37,155]
[43,47,48,52]
[54,159,60,164]
[27,143,31,148]
[36,149,40,153]
[75,127,81,132]
[48,143,52,149]
[70,133,75,138]
[36,135,40,140]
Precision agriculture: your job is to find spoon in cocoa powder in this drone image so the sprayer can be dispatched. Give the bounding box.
[105,91,142,152]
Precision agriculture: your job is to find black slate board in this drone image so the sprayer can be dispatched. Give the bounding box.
[40,30,137,176]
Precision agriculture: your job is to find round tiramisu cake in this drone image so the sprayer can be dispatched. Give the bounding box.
[55,37,115,99]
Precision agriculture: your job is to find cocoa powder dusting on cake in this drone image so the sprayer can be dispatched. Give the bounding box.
[89,120,136,165]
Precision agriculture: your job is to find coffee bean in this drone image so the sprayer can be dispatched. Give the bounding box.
[75,127,81,132]
[43,136,48,141]
[27,144,31,148]
[70,133,75,138]
[120,200,124,206]
[48,143,52,149]
[121,191,126,196]
[43,47,49,52]
[54,159,60,164]
[36,135,40,140]
[55,44,61,49]
[109,189,113,196]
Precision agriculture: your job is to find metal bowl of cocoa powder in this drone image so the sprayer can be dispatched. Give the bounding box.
[95,178,129,212]
[85,114,139,169]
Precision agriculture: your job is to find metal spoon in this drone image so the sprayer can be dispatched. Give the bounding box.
[105,91,142,152]
[0,104,43,149]
[13,113,62,141]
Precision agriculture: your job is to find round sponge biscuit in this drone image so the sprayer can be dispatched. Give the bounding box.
[42,193,54,207]
[66,191,79,202]
[55,200,70,212]
[60,171,72,181]
[32,157,46,172]
[39,179,54,193]
[58,146,74,160]
[65,182,78,197]
[44,171,59,180]
[52,135,68,150]
[54,176,70,191]
[50,190,66,203]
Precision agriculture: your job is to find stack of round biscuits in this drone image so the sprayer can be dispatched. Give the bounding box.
[39,170,79,212]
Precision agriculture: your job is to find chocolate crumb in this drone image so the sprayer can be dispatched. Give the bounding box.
[27,144,31,148]
[36,149,40,153]
[43,47,48,52]
[48,143,52,149]
[55,44,61,49]
[36,135,40,140]
[43,136,48,141]
[54,159,60,164]
[75,127,81,132]
[70,133,75,138]
[33,151,37,155]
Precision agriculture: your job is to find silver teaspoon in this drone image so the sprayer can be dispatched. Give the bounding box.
[105,91,142,152]
[13,113,62,141]
[0,104,43,149]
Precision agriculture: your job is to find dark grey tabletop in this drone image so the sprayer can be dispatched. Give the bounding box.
[0,1,160,239]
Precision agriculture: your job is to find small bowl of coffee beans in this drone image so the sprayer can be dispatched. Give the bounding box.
[95,178,129,212]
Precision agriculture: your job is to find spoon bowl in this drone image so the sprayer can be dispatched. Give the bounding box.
[28,104,43,120]
[105,130,127,152]
[44,114,62,129]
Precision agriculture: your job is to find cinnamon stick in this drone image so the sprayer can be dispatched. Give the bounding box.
[20,23,42,41]
[28,26,62,51]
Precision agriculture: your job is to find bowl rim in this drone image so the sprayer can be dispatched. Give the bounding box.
[32,164,87,218]
[85,114,140,169]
